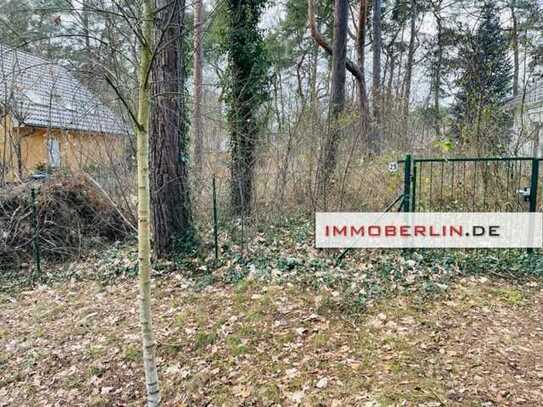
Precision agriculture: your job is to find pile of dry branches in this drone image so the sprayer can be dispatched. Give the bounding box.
[0,176,134,271]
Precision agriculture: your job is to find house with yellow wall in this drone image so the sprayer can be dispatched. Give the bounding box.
[0,44,130,183]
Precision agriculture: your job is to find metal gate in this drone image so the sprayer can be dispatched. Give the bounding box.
[399,155,541,214]
[336,155,541,264]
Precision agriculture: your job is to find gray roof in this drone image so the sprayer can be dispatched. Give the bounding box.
[0,44,130,135]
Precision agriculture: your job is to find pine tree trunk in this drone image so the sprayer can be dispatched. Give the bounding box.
[357,0,370,145]
[193,0,204,173]
[310,43,318,111]
[510,0,519,97]
[82,0,92,77]
[137,0,161,404]
[317,0,348,200]
[371,0,382,151]
[150,0,192,257]
[402,0,416,143]
[433,2,443,137]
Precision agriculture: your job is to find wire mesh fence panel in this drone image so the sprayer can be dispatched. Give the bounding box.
[399,157,539,213]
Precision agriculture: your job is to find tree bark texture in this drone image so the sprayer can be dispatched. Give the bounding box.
[433,1,443,137]
[402,0,417,139]
[317,0,348,196]
[307,0,369,156]
[370,0,382,152]
[150,0,192,257]
[357,0,370,139]
[510,0,519,97]
[193,0,204,173]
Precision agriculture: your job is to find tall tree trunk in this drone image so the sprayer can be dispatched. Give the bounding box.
[310,43,319,111]
[80,0,93,87]
[510,0,519,97]
[433,0,443,137]
[396,25,406,98]
[357,0,370,146]
[150,0,192,257]
[307,0,369,160]
[371,0,382,151]
[402,0,417,141]
[385,50,395,139]
[357,0,368,69]
[317,0,348,198]
[137,0,160,404]
[82,0,91,59]
[227,0,267,216]
[230,108,256,215]
[309,42,319,198]
[193,0,204,173]
[229,0,252,216]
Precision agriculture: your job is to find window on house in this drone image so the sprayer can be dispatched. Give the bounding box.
[52,93,62,105]
[63,95,76,111]
[25,89,46,105]
[47,138,61,168]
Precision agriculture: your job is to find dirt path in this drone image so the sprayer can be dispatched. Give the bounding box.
[1,276,542,406]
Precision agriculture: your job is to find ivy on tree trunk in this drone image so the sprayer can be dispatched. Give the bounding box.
[223,0,269,216]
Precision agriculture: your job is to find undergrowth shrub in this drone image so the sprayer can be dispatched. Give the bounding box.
[0,176,133,273]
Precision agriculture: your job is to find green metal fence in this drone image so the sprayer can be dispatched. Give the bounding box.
[337,155,540,263]
[398,155,541,214]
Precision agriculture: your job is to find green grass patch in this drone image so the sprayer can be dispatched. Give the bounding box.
[195,330,217,349]
[122,344,141,362]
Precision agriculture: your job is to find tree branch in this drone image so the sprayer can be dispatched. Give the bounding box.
[307,0,364,82]
[104,73,142,131]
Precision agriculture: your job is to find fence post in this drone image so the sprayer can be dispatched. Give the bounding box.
[411,163,417,212]
[212,176,219,262]
[31,187,41,282]
[528,159,539,254]
[529,159,539,213]
[403,154,412,212]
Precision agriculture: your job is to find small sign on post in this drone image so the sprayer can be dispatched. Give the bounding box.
[388,161,399,173]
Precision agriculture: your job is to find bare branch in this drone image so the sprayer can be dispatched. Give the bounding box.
[84,173,138,234]
[307,0,364,82]
[104,73,141,131]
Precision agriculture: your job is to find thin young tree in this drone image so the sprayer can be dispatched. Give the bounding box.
[136,0,161,403]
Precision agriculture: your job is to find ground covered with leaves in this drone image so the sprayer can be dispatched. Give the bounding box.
[1,272,543,406]
[2,220,543,406]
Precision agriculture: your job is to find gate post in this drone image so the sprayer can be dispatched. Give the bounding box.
[403,154,412,212]
[411,164,417,212]
[529,158,539,214]
[528,159,539,254]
